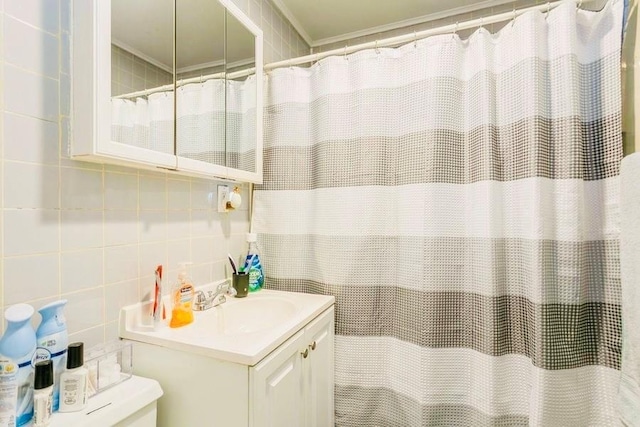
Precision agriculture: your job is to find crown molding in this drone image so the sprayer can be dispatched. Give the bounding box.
[177,59,225,74]
[269,0,313,46]
[271,0,516,49]
[111,38,173,73]
[177,57,255,74]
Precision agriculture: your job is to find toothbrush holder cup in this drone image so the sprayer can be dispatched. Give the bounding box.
[232,273,249,298]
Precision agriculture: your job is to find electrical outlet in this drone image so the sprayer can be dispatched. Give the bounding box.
[217,185,230,212]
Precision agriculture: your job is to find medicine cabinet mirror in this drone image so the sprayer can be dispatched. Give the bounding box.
[72,0,264,183]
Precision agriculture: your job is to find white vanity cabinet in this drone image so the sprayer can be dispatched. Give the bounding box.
[251,308,335,427]
[124,298,334,427]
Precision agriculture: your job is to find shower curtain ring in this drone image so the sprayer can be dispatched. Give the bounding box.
[511,8,516,27]
[452,21,459,40]
[578,0,583,9]
[413,30,418,48]
[375,40,380,54]
[344,45,348,60]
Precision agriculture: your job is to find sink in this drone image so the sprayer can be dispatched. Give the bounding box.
[187,296,298,335]
[119,284,335,365]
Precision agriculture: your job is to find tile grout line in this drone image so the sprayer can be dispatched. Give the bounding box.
[57,1,63,303]
[2,9,60,38]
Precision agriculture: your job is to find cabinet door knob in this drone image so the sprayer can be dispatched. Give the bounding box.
[310,341,317,351]
[301,348,309,358]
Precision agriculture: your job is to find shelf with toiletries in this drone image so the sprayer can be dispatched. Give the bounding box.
[0,300,137,427]
[49,375,162,427]
[71,0,263,183]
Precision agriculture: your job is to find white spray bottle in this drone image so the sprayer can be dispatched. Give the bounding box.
[35,300,68,413]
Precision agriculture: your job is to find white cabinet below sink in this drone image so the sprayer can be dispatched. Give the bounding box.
[126,304,334,427]
[251,308,334,427]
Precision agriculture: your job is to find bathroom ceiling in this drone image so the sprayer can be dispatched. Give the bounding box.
[273,0,527,46]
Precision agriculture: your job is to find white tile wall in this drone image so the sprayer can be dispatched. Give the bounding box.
[111,45,172,97]
[4,16,58,78]
[3,64,58,121]
[0,0,253,347]
[3,113,59,165]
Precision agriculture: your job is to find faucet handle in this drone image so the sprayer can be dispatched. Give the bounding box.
[194,290,206,303]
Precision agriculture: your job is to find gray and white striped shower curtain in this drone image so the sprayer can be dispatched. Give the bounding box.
[111,76,256,170]
[253,1,625,425]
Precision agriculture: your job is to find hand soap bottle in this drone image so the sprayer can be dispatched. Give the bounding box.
[169,262,195,328]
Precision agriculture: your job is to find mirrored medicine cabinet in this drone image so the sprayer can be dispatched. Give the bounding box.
[72,0,264,183]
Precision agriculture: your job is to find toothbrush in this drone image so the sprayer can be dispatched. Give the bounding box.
[228,253,238,274]
[245,254,256,273]
[152,265,162,323]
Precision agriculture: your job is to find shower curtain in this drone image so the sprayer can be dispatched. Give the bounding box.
[253,1,625,426]
[112,91,174,154]
[111,76,256,170]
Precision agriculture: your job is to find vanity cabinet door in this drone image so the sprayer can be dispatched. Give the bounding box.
[250,330,307,427]
[304,308,335,427]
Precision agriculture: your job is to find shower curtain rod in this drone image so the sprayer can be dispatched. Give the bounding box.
[113,67,256,99]
[264,0,596,71]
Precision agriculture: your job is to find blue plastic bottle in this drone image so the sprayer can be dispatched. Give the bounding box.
[0,304,37,426]
[35,300,68,412]
[244,233,264,292]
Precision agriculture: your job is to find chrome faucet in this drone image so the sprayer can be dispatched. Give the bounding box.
[193,281,237,311]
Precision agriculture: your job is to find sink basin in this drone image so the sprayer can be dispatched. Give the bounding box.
[119,285,335,365]
[187,296,298,335]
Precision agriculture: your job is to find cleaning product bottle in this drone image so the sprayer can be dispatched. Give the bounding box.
[169,262,195,328]
[34,300,68,413]
[0,304,37,426]
[243,233,264,292]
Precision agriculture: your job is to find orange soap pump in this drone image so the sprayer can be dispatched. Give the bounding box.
[169,262,195,328]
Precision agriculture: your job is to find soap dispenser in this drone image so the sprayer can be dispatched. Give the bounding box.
[169,262,195,328]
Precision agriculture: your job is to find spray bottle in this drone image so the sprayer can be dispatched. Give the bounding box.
[0,304,37,426]
[35,300,68,412]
